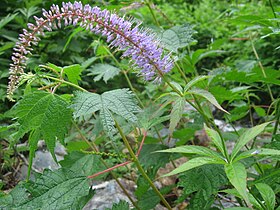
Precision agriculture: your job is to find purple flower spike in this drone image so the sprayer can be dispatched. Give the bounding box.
[7,1,174,100]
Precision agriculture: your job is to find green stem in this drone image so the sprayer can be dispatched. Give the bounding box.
[249,34,274,101]
[115,120,172,210]
[104,46,145,107]
[41,75,87,92]
[272,99,280,141]
[72,121,140,210]
[175,61,189,83]
[144,0,160,27]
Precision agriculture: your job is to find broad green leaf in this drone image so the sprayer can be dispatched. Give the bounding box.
[184,75,209,92]
[204,125,228,158]
[255,183,275,210]
[11,92,72,177]
[234,148,280,162]
[225,208,251,210]
[160,24,197,52]
[188,88,229,114]
[139,144,170,170]
[224,162,250,205]
[71,89,141,138]
[231,122,271,160]
[106,200,129,210]
[88,63,120,83]
[177,164,228,208]
[63,64,82,85]
[60,151,106,177]
[163,157,224,177]
[0,13,18,30]
[169,96,185,134]
[1,169,93,209]
[156,145,224,161]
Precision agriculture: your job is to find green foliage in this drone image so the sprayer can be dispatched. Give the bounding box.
[106,200,129,210]
[1,0,280,209]
[178,164,228,208]
[160,24,197,52]
[9,91,72,177]
[0,169,92,210]
[71,89,141,138]
[88,63,121,83]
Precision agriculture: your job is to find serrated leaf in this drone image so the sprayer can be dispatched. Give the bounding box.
[1,169,92,210]
[71,89,141,138]
[60,151,106,177]
[169,97,185,134]
[224,162,250,205]
[188,88,229,114]
[163,157,224,177]
[231,122,271,160]
[178,164,228,209]
[160,24,197,52]
[138,144,170,170]
[63,64,82,85]
[255,183,275,210]
[11,92,72,178]
[204,125,228,158]
[157,145,224,161]
[88,63,120,83]
[106,200,129,210]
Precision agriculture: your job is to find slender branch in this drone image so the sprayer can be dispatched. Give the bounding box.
[115,120,172,210]
[88,161,132,179]
[41,75,87,92]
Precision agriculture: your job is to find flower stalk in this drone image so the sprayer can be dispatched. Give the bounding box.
[7,1,173,100]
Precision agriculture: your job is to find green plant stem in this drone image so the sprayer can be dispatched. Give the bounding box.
[42,75,87,92]
[249,34,274,101]
[175,61,189,83]
[268,0,279,27]
[104,46,145,107]
[115,120,172,210]
[144,0,160,27]
[72,121,140,210]
[272,99,280,141]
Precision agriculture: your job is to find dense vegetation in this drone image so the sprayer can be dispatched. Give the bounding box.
[0,0,279,209]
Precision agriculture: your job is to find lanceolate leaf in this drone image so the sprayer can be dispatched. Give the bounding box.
[234,148,280,162]
[163,157,224,177]
[1,169,93,210]
[71,89,141,138]
[169,96,185,134]
[11,92,72,177]
[224,162,250,205]
[255,183,275,210]
[184,75,210,92]
[231,122,271,160]
[157,145,224,161]
[204,125,228,158]
[188,88,229,114]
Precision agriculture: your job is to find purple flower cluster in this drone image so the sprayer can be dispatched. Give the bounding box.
[7,1,174,100]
